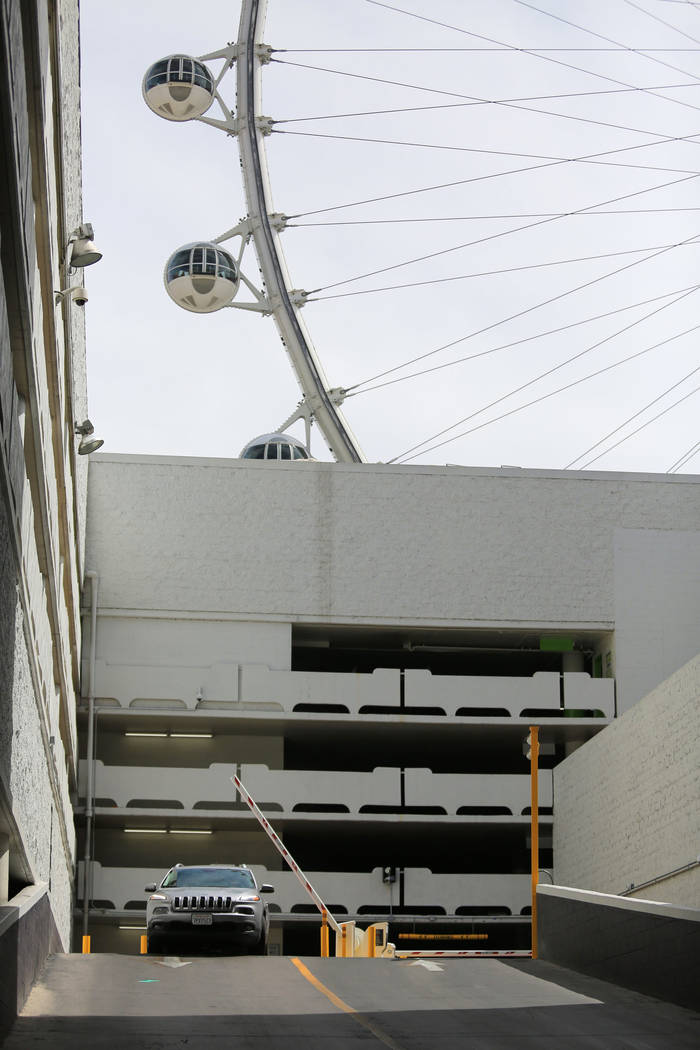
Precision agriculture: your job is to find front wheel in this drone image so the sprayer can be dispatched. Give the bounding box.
[146,932,168,955]
[249,933,268,955]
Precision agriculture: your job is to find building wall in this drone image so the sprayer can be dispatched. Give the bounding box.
[0,0,89,971]
[553,655,700,907]
[81,455,700,952]
[87,456,700,710]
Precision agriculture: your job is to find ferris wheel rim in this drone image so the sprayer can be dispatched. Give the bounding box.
[235,0,366,463]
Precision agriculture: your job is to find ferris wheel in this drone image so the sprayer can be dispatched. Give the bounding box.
[143,0,365,463]
[140,1,700,475]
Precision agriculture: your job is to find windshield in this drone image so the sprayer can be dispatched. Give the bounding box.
[162,867,256,889]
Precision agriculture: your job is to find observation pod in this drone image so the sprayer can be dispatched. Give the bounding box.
[143,55,215,121]
[240,433,314,461]
[164,242,240,313]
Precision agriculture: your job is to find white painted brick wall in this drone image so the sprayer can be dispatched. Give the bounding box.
[553,655,700,908]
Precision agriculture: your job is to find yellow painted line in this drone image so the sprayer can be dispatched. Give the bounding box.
[291,957,406,1050]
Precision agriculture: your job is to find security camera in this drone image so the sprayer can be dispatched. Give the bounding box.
[54,286,88,306]
[70,286,88,306]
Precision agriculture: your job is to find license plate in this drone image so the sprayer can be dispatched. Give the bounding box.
[192,913,213,925]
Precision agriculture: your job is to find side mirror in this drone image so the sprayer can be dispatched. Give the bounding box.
[260,883,274,893]
[144,883,157,893]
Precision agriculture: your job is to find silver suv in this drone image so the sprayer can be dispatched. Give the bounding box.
[145,864,274,954]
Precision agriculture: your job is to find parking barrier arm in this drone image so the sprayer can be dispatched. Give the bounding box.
[231,774,343,936]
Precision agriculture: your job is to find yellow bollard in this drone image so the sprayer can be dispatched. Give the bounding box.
[82,935,91,954]
[140,935,148,955]
[320,910,329,958]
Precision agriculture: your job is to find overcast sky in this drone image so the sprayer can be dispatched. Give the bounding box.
[80,0,700,472]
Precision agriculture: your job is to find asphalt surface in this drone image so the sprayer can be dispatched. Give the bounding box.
[4,952,699,1049]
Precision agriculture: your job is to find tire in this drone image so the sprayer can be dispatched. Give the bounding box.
[249,932,268,955]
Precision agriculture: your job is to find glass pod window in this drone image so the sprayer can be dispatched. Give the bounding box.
[145,57,214,93]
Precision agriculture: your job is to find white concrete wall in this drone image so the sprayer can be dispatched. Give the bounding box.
[87,456,700,708]
[553,655,700,907]
[614,529,700,712]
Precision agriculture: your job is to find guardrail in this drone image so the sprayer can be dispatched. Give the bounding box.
[90,661,614,717]
[79,761,552,817]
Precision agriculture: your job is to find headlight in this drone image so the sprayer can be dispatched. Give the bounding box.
[149,893,168,901]
[237,894,260,902]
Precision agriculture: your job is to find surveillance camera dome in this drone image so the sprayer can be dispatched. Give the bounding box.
[72,286,88,306]
[240,433,313,461]
[143,55,215,121]
[164,242,240,313]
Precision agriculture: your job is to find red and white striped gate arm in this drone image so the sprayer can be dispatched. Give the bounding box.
[396,950,533,958]
[231,774,343,936]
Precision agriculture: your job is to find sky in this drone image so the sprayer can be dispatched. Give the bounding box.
[80,0,700,472]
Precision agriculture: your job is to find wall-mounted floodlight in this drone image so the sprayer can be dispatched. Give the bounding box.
[69,223,102,268]
[143,55,216,121]
[164,242,240,313]
[75,419,104,455]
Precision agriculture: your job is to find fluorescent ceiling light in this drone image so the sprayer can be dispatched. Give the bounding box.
[169,829,213,835]
[124,828,167,834]
[119,925,147,930]
[170,733,213,739]
[124,732,213,738]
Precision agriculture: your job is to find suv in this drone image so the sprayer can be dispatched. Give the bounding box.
[145,864,274,954]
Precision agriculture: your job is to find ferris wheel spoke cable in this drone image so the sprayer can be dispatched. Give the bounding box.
[346,284,700,397]
[387,282,700,460]
[275,81,700,127]
[278,127,700,178]
[291,162,699,221]
[311,240,700,303]
[342,213,700,395]
[294,207,700,227]
[274,59,700,144]
[511,0,700,79]
[392,317,700,465]
[667,439,700,473]
[306,170,700,296]
[623,0,700,45]
[566,363,700,468]
[363,0,700,116]
[281,46,700,53]
[578,384,700,469]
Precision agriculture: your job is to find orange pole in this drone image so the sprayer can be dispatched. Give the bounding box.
[140,935,148,955]
[320,909,329,958]
[529,725,540,959]
[81,935,91,954]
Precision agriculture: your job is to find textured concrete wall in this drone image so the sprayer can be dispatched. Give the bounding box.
[553,656,700,907]
[538,884,700,1012]
[0,886,62,1042]
[87,456,700,707]
[0,0,86,959]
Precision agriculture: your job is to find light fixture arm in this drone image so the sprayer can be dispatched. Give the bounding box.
[235,0,365,463]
